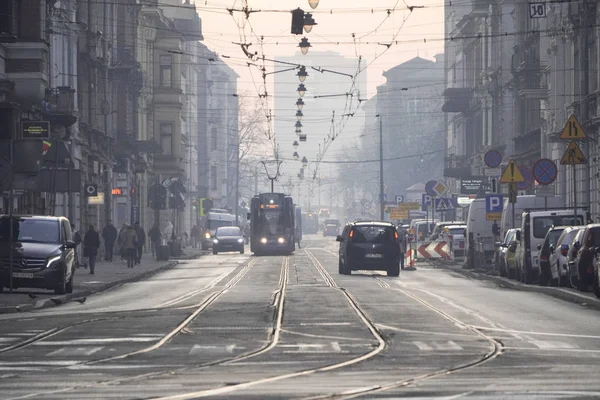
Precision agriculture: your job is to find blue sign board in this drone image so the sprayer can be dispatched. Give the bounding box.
[484,150,502,168]
[533,158,558,185]
[421,193,432,211]
[485,194,504,213]
[425,180,438,197]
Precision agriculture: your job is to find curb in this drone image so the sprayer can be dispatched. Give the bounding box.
[0,253,201,314]
[432,261,600,311]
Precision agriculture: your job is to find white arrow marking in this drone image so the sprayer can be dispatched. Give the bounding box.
[529,340,578,350]
[47,347,104,356]
[413,341,433,351]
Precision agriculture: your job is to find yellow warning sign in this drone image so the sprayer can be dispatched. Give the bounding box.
[499,159,526,184]
[559,114,586,140]
[560,141,587,165]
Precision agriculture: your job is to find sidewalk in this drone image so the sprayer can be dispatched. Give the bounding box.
[0,248,205,314]
[428,259,600,311]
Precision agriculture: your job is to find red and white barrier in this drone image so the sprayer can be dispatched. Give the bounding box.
[415,241,452,261]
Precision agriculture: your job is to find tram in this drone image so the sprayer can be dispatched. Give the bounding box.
[249,193,296,255]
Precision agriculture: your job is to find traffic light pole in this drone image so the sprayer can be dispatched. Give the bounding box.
[378,116,384,220]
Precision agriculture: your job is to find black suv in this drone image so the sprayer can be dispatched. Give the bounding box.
[212,226,245,255]
[0,216,76,294]
[336,221,401,276]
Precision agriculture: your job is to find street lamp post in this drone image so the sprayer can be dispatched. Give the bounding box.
[376,114,384,220]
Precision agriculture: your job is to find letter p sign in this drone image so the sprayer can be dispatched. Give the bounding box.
[485,194,504,213]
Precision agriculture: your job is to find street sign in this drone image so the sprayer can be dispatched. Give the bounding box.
[559,114,586,140]
[395,195,405,204]
[390,209,408,220]
[425,180,438,197]
[499,159,526,184]
[421,193,432,211]
[536,184,556,197]
[560,141,587,165]
[517,165,533,191]
[434,197,455,211]
[484,150,502,168]
[460,177,486,195]
[485,194,503,221]
[529,2,546,18]
[397,202,420,211]
[533,158,558,185]
[484,168,500,177]
[85,183,98,197]
[433,181,449,197]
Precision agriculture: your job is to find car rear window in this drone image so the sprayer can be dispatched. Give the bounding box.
[584,227,600,247]
[545,229,564,247]
[351,226,395,244]
[449,227,465,236]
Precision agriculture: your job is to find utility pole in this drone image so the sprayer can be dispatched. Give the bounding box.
[378,115,384,220]
[235,140,240,225]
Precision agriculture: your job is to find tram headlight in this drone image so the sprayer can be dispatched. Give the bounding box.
[277,237,286,244]
[237,238,244,243]
[260,237,268,244]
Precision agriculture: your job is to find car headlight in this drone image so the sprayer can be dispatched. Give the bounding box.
[213,239,219,244]
[260,237,268,244]
[46,255,62,269]
[277,237,286,244]
[237,238,244,243]
[205,232,211,239]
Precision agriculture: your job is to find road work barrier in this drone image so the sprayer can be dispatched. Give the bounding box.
[415,240,453,261]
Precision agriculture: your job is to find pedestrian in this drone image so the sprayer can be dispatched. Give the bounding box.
[149,223,161,258]
[121,225,138,269]
[102,220,118,262]
[83,224,100,275]
[71,224,85,269]
[117,223,128,261]
[398,227,407,270]
[191,225,199,248]
[133,221,146,265]
[183,231,189,248]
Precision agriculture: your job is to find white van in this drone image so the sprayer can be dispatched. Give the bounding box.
[500,195,565,239]
[466,198,497,266]
[515,209,585,283]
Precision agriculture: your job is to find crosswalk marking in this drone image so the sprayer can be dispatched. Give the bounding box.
[32,337,158,346]
[412,341,463,351]
[47,347,104,356]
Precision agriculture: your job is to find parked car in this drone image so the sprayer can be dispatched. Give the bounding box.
[212,226,245,255]
[0,215,76,294]
[496,228,519,279]
[446,225,467,259]
[537,226,566,286]
[572,224,600,292]
[567,228,586,288]
[549,226,583,287]
[337,221,401,277]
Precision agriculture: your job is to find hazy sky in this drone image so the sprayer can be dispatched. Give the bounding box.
[197,0,445,101]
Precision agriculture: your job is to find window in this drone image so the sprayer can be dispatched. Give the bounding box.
[407,100,423,115]
[350,225,395,244]
[0,1,18,37]
[160,123,173,155]
[210,166,217,189]
[216,227,241,237]
[159,55,172,87]
[0,218,60,244]
[211,127,217,151]
[533,216,583,239]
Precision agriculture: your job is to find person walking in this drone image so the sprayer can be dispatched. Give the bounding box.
[121,225,138,269]
[149,223,161,258]
[72,224,85,269]
[83,225,100,275]
[117,223,129,262]
[102,220,118,262]
[191,225,199,249]
[133,221,146,265]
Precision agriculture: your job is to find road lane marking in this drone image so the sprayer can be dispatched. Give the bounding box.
[413,341,465,351]
[413,341,433,351]
[280,329,370,342]
[188,344,246,355]
[299,322,351,326]
[469,325,600,340]
[47,347,104,356]
[32,337,159,345]
[529,340,579,350]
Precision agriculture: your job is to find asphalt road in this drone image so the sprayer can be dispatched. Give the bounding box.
[1,235,600,399]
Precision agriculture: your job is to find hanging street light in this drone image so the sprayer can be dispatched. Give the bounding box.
[296,110,304,121]
[297,66,308,82]
[296,97,305,110]
[298,37,312,55]
[293,140,299,149]
[299,133,307,142]
[295,127,302,135]
[308,0,319,9]
[303,13,317,33]
[301,156,308,167]
[295,121,303,130]
[293,151,299,160]
[297,83,307,97]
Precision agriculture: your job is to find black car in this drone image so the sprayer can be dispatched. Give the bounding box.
[336,221,401,277]
[212,226,245,255]
[0,216,76,294]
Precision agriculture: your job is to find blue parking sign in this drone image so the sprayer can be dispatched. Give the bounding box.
[485,194,504,213]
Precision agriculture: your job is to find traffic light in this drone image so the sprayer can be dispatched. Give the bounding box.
[291,8,305,34]
[201,198,214,216]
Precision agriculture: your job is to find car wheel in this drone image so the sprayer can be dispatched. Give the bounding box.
[594,265,600,299]
[538,265,549,286]
[577,265,589,292]
[66,271,74,294]
[338,259,350,275]
[213,249,218,255]
[499,260,507,277]
[558,265,567,287]
[387,263,400,277]
[240,247,245,254]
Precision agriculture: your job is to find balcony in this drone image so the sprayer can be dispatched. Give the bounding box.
[442,88,473,113]
[4,41,49,105]
[154,153,184,175]
[444,155,472,179]
[40,87,78,127]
